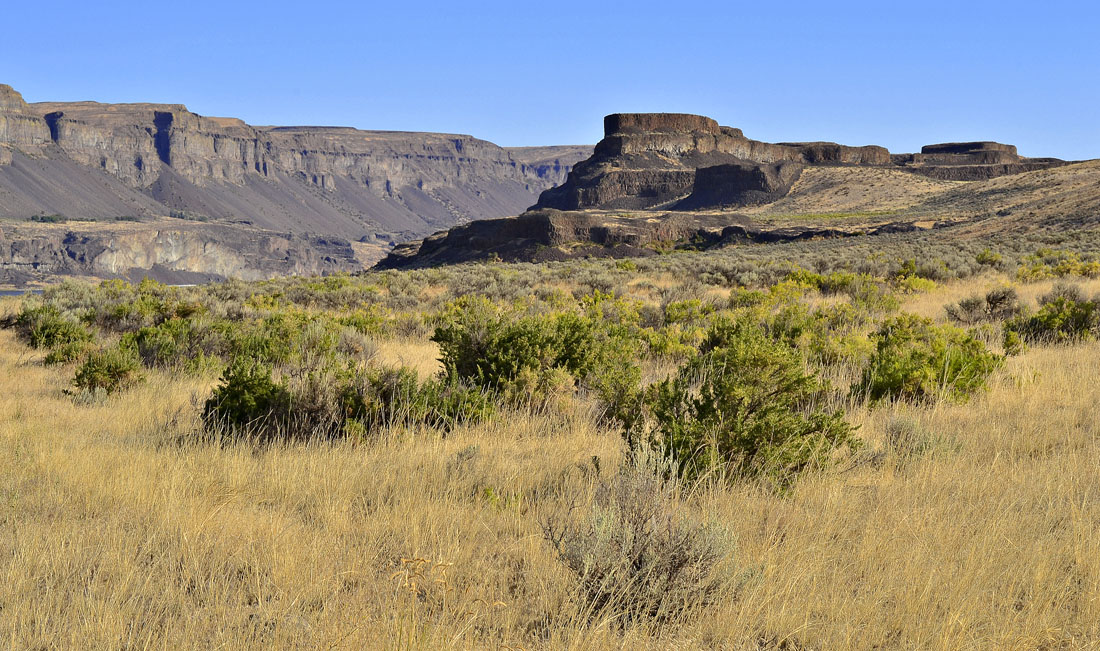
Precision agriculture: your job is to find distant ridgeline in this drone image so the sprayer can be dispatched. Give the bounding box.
[0,83,590,283]
[379,112,1075,269]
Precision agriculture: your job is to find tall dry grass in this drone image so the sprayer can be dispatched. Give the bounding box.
[1,277,1099,648]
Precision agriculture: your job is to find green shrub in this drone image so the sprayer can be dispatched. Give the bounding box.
[14,305,93,350]
[855,314,1003,403]
[542,466,736,628]
[342,366,494,432]
[44,340,91,365]
[641,319,857,486]
[431,294,642,416]
[1004,285,1100,344]
[72,346,143,394]
[203,361,292,437]
[204,360,493,441]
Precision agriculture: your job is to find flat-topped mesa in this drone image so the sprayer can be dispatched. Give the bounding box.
[892,140,1064,180]
[538,112,890,211]
[922,142,1018,156]
[604,113,721,136]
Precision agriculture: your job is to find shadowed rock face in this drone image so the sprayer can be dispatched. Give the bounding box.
[676,161,804,209]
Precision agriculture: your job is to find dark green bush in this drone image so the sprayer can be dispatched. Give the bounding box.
[640,319,857,486]
[72,346,143,394]
[855,314,1003,403]
[203,360,493,441]
[203,361,293,437]
[1004,290,1100,344]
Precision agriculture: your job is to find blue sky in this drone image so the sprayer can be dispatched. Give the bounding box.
[3,0,1097,159]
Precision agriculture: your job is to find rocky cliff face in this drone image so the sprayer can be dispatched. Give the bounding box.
[379,113,1084,270]
[0,84,592,241]
[0,220,366,286]
[537,113,1067,211]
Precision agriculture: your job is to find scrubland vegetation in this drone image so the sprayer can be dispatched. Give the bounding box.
[3,232,1100,648]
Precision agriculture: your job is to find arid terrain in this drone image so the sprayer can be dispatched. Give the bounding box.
[3,100,1100,649]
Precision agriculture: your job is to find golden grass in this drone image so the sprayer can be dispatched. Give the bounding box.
[2,278,1100,648]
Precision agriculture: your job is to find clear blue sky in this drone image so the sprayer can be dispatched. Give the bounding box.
[3,0,1097,159]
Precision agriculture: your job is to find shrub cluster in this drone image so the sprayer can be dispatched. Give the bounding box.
[855,314,1003,403]
[1005,283,1100,345]
[638,318,858,486]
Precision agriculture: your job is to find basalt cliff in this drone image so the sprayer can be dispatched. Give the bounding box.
[379,112,1081,268]
[0,84,590,284]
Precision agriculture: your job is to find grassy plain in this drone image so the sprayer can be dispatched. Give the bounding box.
[2,264,1100,649]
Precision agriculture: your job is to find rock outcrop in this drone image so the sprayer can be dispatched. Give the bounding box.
[0,84,592,241]
[676,161,804,209]
[0,220,366,285]
[536,113,1068,211]
[377,207,959,269]
[537,113,889,211]
[379,113,1083,270]
[891,142,1064,180]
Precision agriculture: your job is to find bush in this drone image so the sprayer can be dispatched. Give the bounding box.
[72,346,143,394]
[44,340,91,365]
[431,294,642,415]
[543,466,735,628]
[640,319,857,486]
[855,314,1003,403]
[1004,285,1100,344]
[202,361,292,438]
[945,287,1022,325]
[13,305,93,350]
[342,366,494,432]
[203,361,494,442]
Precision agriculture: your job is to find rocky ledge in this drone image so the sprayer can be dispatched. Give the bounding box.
[0,220,368,286]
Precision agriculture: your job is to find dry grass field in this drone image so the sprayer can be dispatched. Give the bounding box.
[2,270,1100,650]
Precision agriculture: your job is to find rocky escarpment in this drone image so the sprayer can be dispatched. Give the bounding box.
[676,161,804,209]
[0,84,591,241]
[378,113,1085,270]
[0,221,365,286]
[536,113,889,211]
[536,113,1068,212]
[377,207,961,269]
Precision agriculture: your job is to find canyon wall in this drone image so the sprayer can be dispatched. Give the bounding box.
[0,84,591,240]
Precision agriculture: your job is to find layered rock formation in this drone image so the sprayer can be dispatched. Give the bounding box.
[535,113,1068,211]
[0,220,365,286]
[891,142,1065,180]
[377,207,960,269]
[537,113,889,211]
[379,112,1081,269]
[0,84,591,240]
